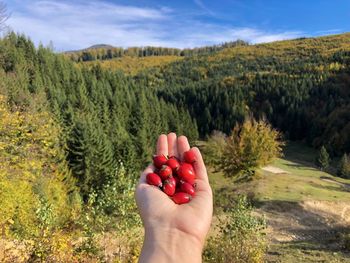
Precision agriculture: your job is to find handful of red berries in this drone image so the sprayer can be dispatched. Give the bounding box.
[146,150,197,204]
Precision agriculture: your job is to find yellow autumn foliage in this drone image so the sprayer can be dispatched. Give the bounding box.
[0,94,79,238]
[82,55,183,75]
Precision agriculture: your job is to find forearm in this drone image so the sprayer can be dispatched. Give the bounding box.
[139,227,203,263]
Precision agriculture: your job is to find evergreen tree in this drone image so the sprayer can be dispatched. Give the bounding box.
[316,146,330,171]
[337,153,350,179]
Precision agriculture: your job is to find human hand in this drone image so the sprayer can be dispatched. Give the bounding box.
[135,133,213,263]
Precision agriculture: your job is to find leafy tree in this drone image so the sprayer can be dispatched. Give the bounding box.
[214,118,283,179]
[337,153,350,179]
[0,95,78,238]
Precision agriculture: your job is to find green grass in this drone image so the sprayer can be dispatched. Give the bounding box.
[267,242,350,263]
[209,141,350,203]
[256,157,350,202]
[208,141,350,263]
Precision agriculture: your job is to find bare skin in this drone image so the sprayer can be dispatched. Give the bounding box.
[135,133,213,263]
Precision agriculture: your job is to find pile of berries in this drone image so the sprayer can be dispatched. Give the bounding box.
[146,150,197,204]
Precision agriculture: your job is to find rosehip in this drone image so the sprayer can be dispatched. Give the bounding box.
[166,157,180,171]
[167,176,176,186]
[146,173,162,187]
[172,192,192,204]
[184,150,196,163]
[173,175,180,186]
[158,165,172,180]
[180,181,195,196]
[163,179,176,196]
[177,163,195,184]
[153,155,167,169]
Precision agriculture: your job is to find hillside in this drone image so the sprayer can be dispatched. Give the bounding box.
[71,34,350,155]
[209,142,350,262]
[1,32,350,262]
[148,33,350,155]
[81,55,184,75]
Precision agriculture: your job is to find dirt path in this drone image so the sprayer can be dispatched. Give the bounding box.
[262,165,290,174]
[257,200,350,244]
[320,176,350,190]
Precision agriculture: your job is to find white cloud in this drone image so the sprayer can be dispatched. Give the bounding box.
[193,0,215,16]
[29,1,168,21]
[5,0,304,51]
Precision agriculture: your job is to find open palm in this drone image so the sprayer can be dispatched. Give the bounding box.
[135,133,213,246]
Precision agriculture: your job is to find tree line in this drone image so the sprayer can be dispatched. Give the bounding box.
[1,32,350,198]
[67,40,248,62]
[0,33,198,200]
[146,34,350,157]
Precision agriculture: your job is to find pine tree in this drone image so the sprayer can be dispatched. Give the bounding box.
[316,146,330,171]
[66,121,90,197]
[337,153,350,179]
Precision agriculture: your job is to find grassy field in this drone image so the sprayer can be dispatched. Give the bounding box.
[209,141,350,203]
[256,157,350,202]
[208,141,350,262]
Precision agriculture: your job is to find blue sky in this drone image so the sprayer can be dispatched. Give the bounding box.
[2,0,350,51]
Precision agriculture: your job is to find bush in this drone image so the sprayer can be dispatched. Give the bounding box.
[75,162,142,261]
[204,118,283,180]
[203,130,227,169]
[0,95,79,239]
[204,196,267,263]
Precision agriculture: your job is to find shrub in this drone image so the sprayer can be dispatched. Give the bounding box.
[75,162,142,261]
[203,130,227,169]
[0,95,78,239]
[204,196,267,263]
[204,118,283,180]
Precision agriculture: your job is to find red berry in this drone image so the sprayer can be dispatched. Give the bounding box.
[167,176,176,186]
[180,182,195,196]
[146,173,162,187]
[166,158,180,171]
[177,163,195,184]
[172,192,192,204]
[158,165,172,180]
[184,150,196,163]
[173,175,180,186]
[153,155,167,169]
[163,179,176,196]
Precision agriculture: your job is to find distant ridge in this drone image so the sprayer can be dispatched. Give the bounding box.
[85,44,115,50]
[65,44,115,53]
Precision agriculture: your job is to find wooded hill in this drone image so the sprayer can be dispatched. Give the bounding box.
[1,32,350,202]
[65,40,248,61]
[129,33,350,156]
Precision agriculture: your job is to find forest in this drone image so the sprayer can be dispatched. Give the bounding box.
[1,31,350,261]
[69,33,350,158]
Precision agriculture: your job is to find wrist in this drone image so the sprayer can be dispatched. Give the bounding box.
[139,226,203,263]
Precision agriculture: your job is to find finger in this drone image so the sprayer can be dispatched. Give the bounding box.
[192,147,209,183]
[189,180,213,212]
[177,135,190,161]
[167,132,178,158]
[139,164,154,184]
[157,134,168,157]
[193,178,212,195]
